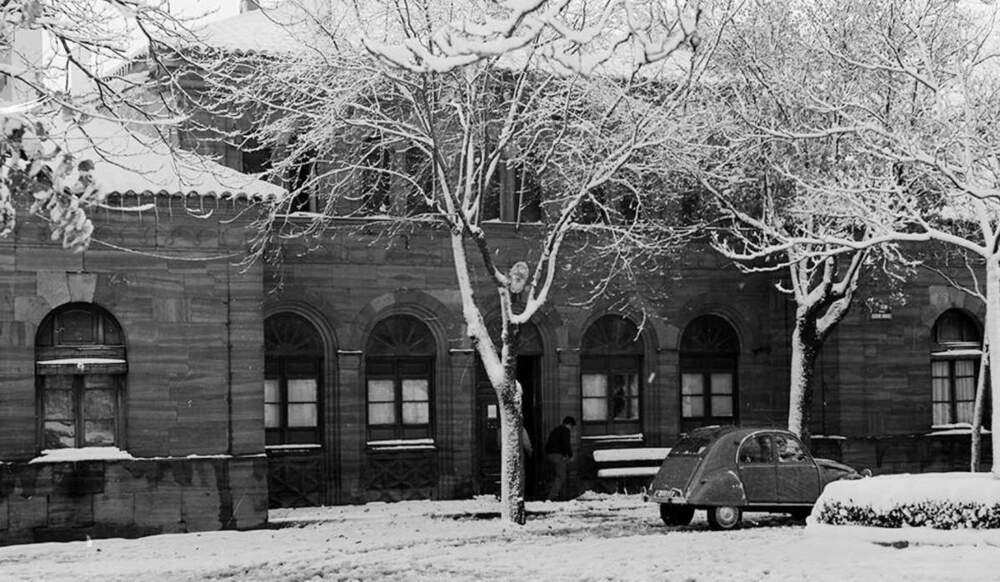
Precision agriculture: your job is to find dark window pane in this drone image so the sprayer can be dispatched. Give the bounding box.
[84,389,115,419]
[84,420,115,446]
[44,420,75,449]
[58,309,96,344]
[44,390,74,420]
[103,315,122,345]
[84,374,115,389]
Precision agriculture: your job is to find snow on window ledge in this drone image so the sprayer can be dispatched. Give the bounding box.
[36,358,127,366]
[928,424,992,436]
[29,447,135,464]
[366,438,436,451]
[930,349,983,357]
[266,444,322,450]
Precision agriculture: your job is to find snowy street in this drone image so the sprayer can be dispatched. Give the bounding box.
[1,493,997,581]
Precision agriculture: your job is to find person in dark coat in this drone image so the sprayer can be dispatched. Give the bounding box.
[544,416,576,501]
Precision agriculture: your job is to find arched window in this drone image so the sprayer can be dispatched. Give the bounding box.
[931,310,984,427]
[680,315,739,428]
[581,315,643,436]
[365,315,435,441]
[265,313,323,446]
[35,303,126,449]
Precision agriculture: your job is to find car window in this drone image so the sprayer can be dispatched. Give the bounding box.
[774,434,808,463]
[739,434,773,464]
[672,434,711,456]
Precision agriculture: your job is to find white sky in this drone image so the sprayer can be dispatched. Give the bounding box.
[167,0,241,23]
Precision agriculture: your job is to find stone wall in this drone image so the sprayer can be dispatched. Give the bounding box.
[0,456,267,545]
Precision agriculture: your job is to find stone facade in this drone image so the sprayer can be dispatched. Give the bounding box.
[0,195,268,544]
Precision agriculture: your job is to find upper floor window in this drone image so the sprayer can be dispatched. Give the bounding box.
[680,315,739,431]
[580,315,643,436]
[366,315,436,442]
[265,313,324,446]
[931,309,985,427]
[35,303,127,450]
[480,161,542,224]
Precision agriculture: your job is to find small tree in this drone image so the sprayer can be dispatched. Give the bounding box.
[195,0,720,523]
[710,0,1000,470]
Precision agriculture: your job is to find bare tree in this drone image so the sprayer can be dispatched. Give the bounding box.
[710,0,1000,469]
[193,0,722,523]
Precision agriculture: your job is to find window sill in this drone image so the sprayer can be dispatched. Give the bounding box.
[266,444,322,450]
[366,438,436,452]
[927,425,991,436]
[29,447,135,464]
[581,433,644,443]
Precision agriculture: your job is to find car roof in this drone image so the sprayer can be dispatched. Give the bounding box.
[681,425,794,442]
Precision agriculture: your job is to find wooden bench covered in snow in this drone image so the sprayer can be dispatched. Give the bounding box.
[593,447,671,492]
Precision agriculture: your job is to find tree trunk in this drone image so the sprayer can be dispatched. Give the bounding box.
[971,339,988,472]
[788,316,820,443]
[987,257,1000,477]
[496,382,526,524]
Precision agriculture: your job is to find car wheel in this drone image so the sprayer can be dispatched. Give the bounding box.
[659,504,695,526]
[707,506,742,530]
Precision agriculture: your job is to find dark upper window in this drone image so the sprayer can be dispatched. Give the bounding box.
[576,186,639,225]
[680,315,739,430]
[581,315,643,436]
[360,138,394,215]
[265,313,323,446]
[931,309,985,427]
[480,161,542,224]
[35,303,127,450]
[365,315,435,441]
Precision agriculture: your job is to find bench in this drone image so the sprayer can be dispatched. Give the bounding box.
[593,447,671,493]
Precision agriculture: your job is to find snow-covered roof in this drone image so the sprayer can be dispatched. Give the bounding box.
[58,117,285,200]
[191,1,693,79]
[195,3,321,55]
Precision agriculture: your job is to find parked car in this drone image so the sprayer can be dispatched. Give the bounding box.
[645,425,866,530]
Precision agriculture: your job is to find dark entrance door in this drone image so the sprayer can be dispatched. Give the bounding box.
[476,354,543,498]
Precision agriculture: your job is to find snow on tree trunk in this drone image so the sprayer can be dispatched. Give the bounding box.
[497,383,526,525]
[987,258,1000,477]
[971,340,988,472]
[787,317,819,442]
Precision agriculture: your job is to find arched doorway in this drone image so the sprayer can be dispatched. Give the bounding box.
[264,312,325,508]
[679,314,739,433]
[35,303,127,450]
[476,321,544,498]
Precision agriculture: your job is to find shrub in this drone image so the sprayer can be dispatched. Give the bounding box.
[815,500,1000,529]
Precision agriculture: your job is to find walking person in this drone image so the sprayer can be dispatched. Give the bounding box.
[544,416,576,501]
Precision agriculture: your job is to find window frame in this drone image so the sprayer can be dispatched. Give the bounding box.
[580,316,644,437]
[930,310,986,429]
[265,356,323,446]
[679,315,740,428]
[365,355,434,441]
[35,303,127,451]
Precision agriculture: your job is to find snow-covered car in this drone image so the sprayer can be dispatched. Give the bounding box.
[645,425,866,530]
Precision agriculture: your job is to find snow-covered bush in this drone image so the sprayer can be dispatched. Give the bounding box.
[812,473,1000,530]
[0,111,102,251]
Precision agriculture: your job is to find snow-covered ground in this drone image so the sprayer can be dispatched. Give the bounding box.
[1,492,997,581]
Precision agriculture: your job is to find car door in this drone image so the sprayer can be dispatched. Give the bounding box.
[773,433,821,504]
[737,433,777,503]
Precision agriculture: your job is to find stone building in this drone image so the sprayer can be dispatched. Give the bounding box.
[0,3,990,545]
